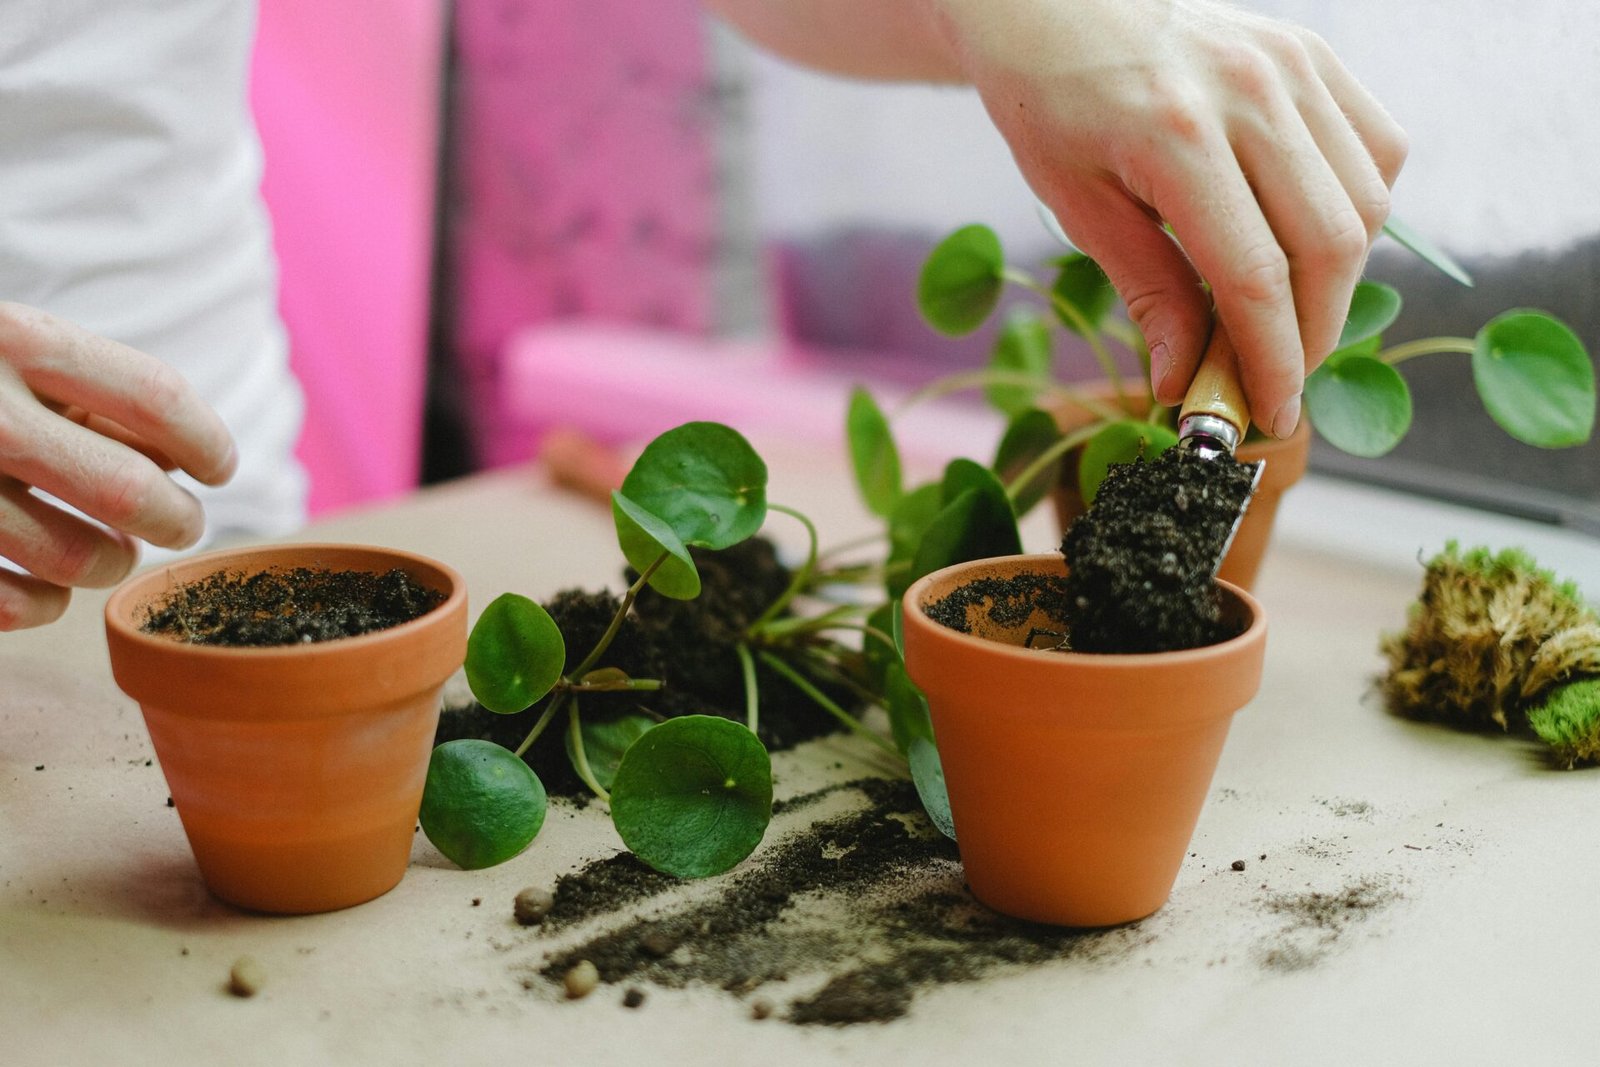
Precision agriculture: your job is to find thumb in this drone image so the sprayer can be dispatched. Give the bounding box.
[1041,177,1214,407]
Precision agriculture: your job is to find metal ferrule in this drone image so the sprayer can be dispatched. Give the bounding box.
[1177,413,1241,458]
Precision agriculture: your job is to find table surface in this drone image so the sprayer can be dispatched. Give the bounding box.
[4,435,1598,1067]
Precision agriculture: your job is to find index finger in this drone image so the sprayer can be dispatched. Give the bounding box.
[0,303,238,486]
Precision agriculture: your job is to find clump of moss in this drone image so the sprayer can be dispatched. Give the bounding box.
[1380,542,1600,766]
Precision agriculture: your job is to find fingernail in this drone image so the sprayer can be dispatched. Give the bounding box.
[1150,342,1173,400]
[1271,394,1302,439]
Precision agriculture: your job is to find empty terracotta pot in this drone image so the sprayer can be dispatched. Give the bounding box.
[104,543,467,914]
[1046,386,1311,590]
[902,553,1267,927]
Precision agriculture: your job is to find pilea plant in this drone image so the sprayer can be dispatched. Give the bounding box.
[852,218,1594,518]
[419,421,948,879]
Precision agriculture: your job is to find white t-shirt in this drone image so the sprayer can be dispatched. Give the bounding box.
[0,0,308,546]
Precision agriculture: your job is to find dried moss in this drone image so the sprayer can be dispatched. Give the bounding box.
[1380,542,1600,763]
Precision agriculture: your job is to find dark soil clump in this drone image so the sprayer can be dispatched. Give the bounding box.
[435,537,849,795]
[1061,448,1257,653]
[523,778,1153,1024]
[139,568,445,646]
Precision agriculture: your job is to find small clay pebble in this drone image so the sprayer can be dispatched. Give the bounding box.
[750,997,775,1021]
[638,928,680,958]
[564,960,600,1000]
[513,886,554,926]
[622,988,646,1009]
[227,956,266,998]
[1231,859,1247,872]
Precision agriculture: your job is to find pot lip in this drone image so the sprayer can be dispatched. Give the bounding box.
[103,541,467,660]
[902,552,1265,668]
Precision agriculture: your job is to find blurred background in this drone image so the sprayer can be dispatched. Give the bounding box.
[255,0,1600,532]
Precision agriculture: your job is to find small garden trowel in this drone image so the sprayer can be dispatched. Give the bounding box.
[1176,327,1266,576]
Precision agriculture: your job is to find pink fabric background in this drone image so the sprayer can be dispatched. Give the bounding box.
[251,0,447,515]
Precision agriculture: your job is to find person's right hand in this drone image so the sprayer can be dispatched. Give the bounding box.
[0,303,237,630]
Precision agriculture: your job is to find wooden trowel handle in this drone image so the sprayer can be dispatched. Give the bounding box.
[1178,326,1251,452]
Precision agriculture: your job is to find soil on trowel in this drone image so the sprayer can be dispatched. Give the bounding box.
[523,778,1153,1024]
[1060,448,1257,653]
[435,537,849,796]
[139,568,445,646]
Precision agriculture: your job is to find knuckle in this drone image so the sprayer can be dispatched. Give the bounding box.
[1370,124,1410,183]
[1353,181,1392,238]
[0,302,47,369]
[133,360,189,420]
[38,530,103,587]
[1227,245,1292,306]
[93,458,155,531]
[1260,26,1315,80]
[1142,78,1208,147]
[1316,208,1373,266]
[1216,43,1278,105]
[0,577,68,631]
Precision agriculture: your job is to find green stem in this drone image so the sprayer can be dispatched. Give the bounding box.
[513,692,566,759]
[1379,337,1476,365]
[571,678,663,693]
[749,503,817,631]
[566,697,610,803]
[753,602,866,640]
[805,621,897,657]
[1003,422,1104,504]
[893,370,1126,424]
[815,530,887,568]
[567,550,668,681]
[736,643,760,733]
[756,651,899,757]
[1001,266,1128,406]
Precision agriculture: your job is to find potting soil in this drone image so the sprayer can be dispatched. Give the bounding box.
[1060,447,1257,652]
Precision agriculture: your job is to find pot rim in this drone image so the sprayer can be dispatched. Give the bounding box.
[902,552,1264,669]
[103,541,467,662]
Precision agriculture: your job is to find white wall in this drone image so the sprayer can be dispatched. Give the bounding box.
[741,1,1600,258]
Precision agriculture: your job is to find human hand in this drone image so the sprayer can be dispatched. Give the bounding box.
[0,303,238,629]
[931,0,1408,437]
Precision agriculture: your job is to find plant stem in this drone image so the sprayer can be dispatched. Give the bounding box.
[756,650,899,757]
[754,602,866,640]
[1380,337,1476,365]
[513,693,566,759]
[736,642,760,733]
[566,697,610,803]
[567,550,668,682]
[571,678,662,693]
[1003,422,1104,504]
[750,503,817,631]
[893,369,1126,424]
[1001,266,1128,406]
[802,621,898,657]
[815,530,888,568]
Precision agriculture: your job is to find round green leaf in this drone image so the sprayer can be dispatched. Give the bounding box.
[1472,310,1595,448]
[846,387,902,518]
[620,422,768,550]
[610,715,773,879]
[1077,420,1178,503]
[612,491,701,599]
[986,310,1053,416]
[993,408,1065,516]
[917,224,1004,336]
[907,475,1021,592]
[465,593,566,714]
[886,481,943,598]
[565,713,655,793]
[1050,253,1117,338]
[1304,355,1413,457]
[1337,281,1402,351]
[419,740,547,870]
[908,737,955,842]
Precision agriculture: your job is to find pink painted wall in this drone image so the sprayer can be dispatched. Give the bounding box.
[251,1,447,515]
[445,0,719,469]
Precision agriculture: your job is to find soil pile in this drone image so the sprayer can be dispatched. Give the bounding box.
[139,568,444,646]
[436,538,847,795]
[1061,448,1257,652]
[522,778,1154,1024]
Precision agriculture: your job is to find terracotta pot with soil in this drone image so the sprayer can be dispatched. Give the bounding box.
[104,543,467,914]
[1046,385,1311,590]
[901,553,1267,927]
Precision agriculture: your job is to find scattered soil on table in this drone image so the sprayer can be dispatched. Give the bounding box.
[435,538,847,796]
[519,778,1155,1025]
[1060,448,1257,653]
[139,568,445,646]
[1254,875,1402,972]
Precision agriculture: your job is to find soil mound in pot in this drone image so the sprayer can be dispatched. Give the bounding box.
[1061,448,1257,653]
[138,567,445,646]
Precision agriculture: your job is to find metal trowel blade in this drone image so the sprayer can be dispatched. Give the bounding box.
[1210,458,1265,579]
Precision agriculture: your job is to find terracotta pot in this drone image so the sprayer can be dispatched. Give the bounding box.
[1045,386,1311,590]
[902,553,1267,927]
[104,543,468,914]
